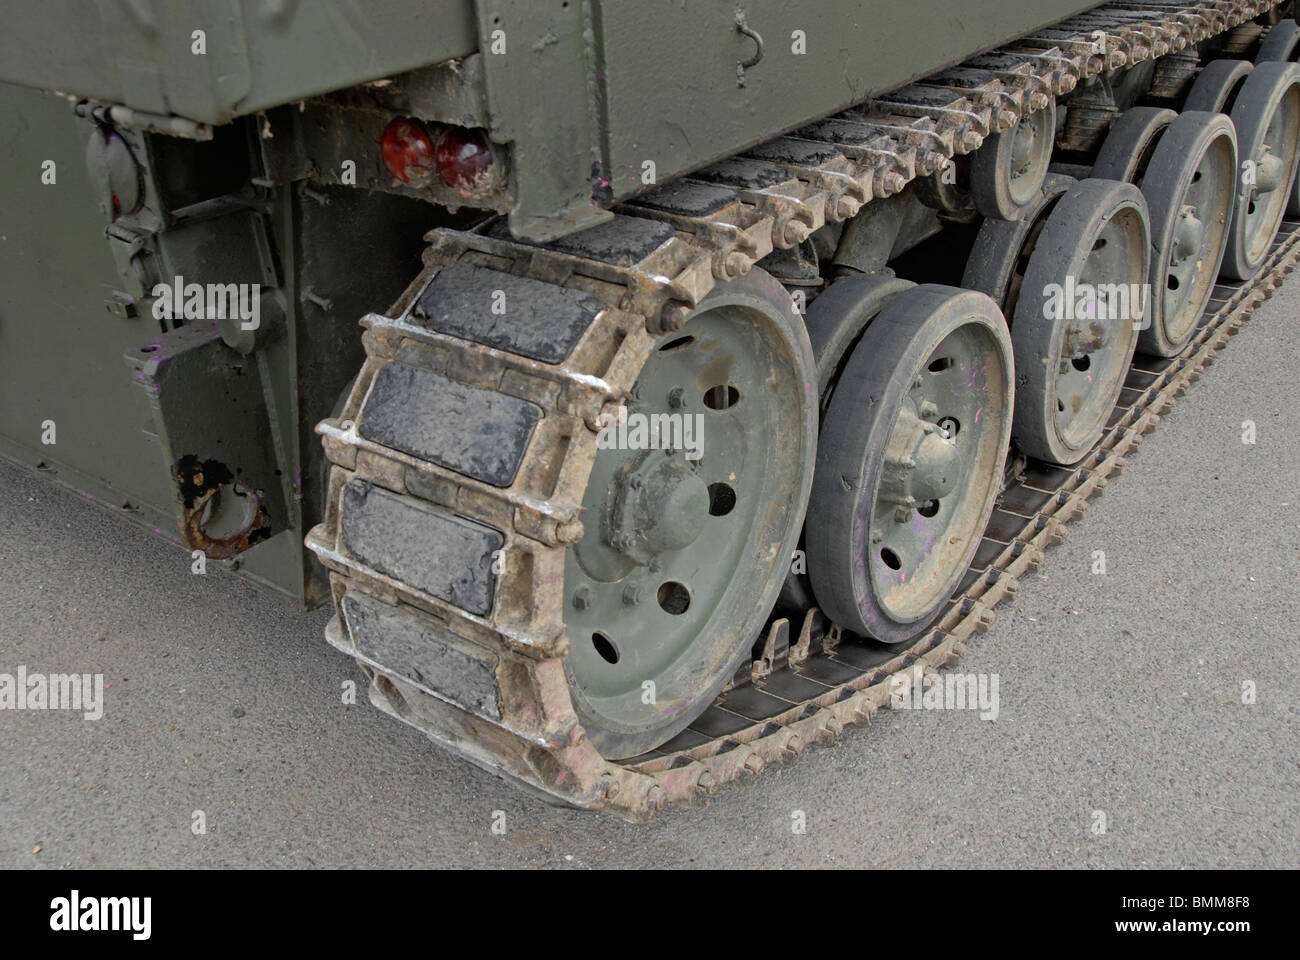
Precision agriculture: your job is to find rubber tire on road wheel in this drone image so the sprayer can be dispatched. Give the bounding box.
[803,273,915,403]
[1090,107,1178,185]
[1221,61,1300,280]
[1010,178,1150,465]
[777,273,915,613]
[1135,111,1238,356]
[1183,59,1254,114]
[1257,19,1300,64]
[962,173,1076,314]
[1256,19,1300,217]
[805,284,1014,643]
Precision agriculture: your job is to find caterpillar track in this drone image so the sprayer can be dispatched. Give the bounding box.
[306,0,1292,820]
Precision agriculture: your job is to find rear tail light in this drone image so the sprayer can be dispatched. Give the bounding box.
[380,117,498,197]
[434,126,497,198]
[379,117,436,187]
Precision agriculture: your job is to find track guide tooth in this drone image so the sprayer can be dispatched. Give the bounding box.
[623,181,771,280]
[969,47,1081,95]
[743,138,869,219]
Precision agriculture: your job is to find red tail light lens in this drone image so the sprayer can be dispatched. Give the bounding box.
[435,126,496,197]
[379,117,435,187]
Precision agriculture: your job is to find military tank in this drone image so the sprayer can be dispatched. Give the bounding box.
[2,1,1298,819]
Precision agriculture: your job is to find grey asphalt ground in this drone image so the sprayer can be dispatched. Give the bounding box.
[1,283,1297,871]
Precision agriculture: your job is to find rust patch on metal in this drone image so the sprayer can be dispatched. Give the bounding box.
[176,454,272,559]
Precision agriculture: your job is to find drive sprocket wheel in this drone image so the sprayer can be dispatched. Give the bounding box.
[805,285,1014,643]
[1222,61,1300,279]
[1009,178,1150,465]
[563,268,817,758]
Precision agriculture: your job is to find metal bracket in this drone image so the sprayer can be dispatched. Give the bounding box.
[124,321,287,559]
[473,1,611,241]
[75,99,213,141]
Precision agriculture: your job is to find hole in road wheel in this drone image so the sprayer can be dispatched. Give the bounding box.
[703,384,741,410]
[1192,170,1203,183]
[919,499,941,518]
[1058,398,1066,412]
[592,632,620,664]
[938,416,960,436]
[928,356,954,373]
[657,581,691,615]
[660,335,695,352]
[1167,273,1180,291]
[708,482,737,516]
[881,548,902,570]
[1248,200,1257,216]
[1071,355,1091,372]
[1092,237,1108,252]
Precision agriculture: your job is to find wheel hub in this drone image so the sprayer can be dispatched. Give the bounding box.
[608,454,710,559]
[1010,117,1037,178]
[1253,146,1285,196]
[881,403,960,512]
[1165,202,1209,321]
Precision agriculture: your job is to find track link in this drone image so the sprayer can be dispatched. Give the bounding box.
[307,1,1289,820]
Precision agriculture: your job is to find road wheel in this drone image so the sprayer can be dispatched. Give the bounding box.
[1009,179,1150,464]
[1221,62,1300,279]
[806,285,1013,643]
[1137,112,1238,355]
[563,268,817,758]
